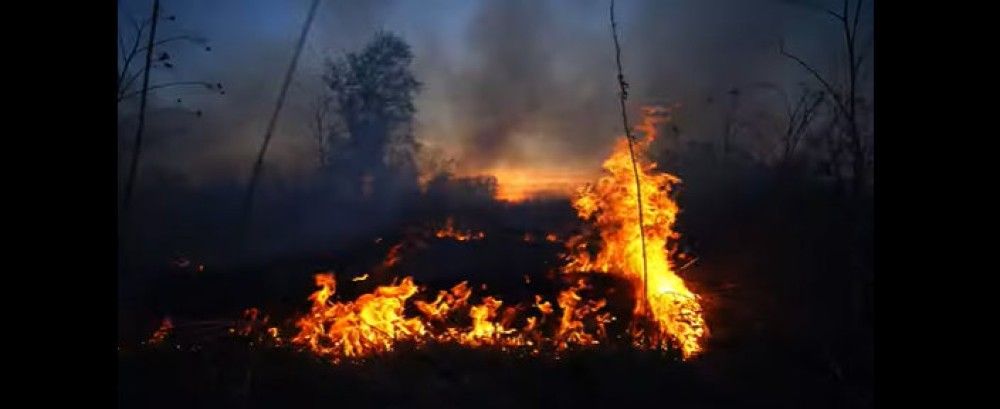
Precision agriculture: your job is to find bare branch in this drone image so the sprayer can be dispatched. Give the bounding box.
[244,0,322,231]
[138,35,208,53]
[118,81,220,102]
[610,0,649,312]
[119,69,145,99]
[852,0,864,41]
[119,32,127,62]
[779,40,848,117]
[118,17,150,92]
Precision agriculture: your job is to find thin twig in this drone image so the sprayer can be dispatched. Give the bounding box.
[243,0,322,234]
[118,81,218,102]
[609,0,649,313]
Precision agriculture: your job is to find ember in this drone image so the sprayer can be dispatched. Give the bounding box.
[146,317,173,345]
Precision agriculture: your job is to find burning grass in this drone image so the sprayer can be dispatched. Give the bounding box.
[126,106,708,368]
[286,106,706,363]
[563,106,707,358]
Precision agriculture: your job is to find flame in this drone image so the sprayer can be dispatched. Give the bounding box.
[434,217,485,241]
[563,106,707,359]
[285,107,706,363]
[291,273,611,362]
[352,273,369,282]
[292,273,426,362]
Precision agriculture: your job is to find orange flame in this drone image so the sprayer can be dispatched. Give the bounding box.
[291,273,611,362]
[563,106,707,359]
[292,273,426,362]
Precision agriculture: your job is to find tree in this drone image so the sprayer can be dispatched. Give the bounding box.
[320,31,422,198]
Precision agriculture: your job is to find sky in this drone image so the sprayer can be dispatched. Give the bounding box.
[117,0,873,193]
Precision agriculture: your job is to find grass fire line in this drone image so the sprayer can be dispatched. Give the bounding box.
[142,107,707,363]
[282,107,706,363]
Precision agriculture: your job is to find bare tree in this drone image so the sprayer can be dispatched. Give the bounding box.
[117,6,223,104]
[118,1,224,210]
[780,0,871,194]
[121,0,160,211]
[778,85,826,165]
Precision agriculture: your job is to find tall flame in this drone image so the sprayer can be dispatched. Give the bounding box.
[563,106,707,358]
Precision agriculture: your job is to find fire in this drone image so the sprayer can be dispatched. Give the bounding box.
[563,106,707,358]
[286,107,706,363]
[291,273,612,362]
[292,273,426,362]
[434,217,485,241]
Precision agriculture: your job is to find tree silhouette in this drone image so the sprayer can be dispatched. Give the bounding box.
[320,31,422,198]
[118,0,223,210]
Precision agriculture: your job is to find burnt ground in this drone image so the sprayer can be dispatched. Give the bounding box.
[118,164,873,409]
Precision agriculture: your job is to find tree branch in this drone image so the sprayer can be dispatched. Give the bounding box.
[118,81,219,102]
[118,18,150,93]
[119,69,145,100]
[138,35,207,53]
[779,40,848,118]
[852,0,864,42]
[610,0,649,313]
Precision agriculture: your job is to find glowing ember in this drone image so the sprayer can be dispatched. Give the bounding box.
[147,317,173,345]
[382,243,405,268]
[563,106,707,358]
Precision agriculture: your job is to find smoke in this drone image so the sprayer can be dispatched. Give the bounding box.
[119,0,870,183]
